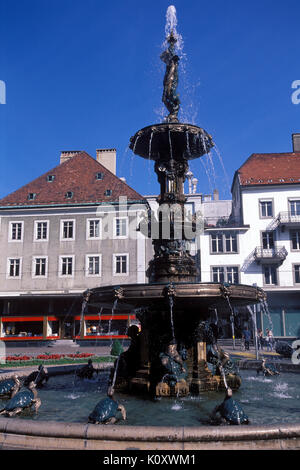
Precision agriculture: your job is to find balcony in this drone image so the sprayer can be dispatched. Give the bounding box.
[267,211,300,231]
[204,216,249,231]
[253,246,288,264]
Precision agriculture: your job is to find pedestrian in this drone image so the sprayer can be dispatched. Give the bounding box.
[242,326,251,351]
[257,328,264,350]
[265,328,274,352]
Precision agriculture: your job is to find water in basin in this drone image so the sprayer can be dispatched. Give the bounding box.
[1,370,299,426]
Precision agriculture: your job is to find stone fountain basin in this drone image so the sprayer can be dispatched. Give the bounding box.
[0,417,300,450]
[129,122,214,161]
[86,282,265,312]
[0,365,299,450]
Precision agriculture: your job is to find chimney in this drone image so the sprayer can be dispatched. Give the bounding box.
[96,148,116,175]
[60,150,82,165]
[292,134,300,152]
[213,189,219,201]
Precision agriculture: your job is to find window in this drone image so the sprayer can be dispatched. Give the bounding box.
[259,200,273,218]
[47,175,55,182]
[263,265,277,285]
[61,220,75,240]
[291,230,300,250]
[262,231,275,249]
[225,233,238,252]
[211,232,238,253]
[212,266,239,284]
[212,266,224,283]
[211,233,223,253]
[113,254,129,275]
[294,265,300,284]
[28,193,36,200]
[87,219,101,239]
[115,217,128,238]
[289,200,300,216]
[96,172,104,180]
[7,258,21,278]
[34,221,48,241]
[60,256,74,276]
[9,222,23,241]
[86,255,101,276]
[226,266,239,284]
[105,189,112,196]
[33,257,47,277]
[65,191,73,199]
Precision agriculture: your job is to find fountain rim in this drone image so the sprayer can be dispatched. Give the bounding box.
[0,415,300,450]
[129,122,214,161]
[85,281,266,301]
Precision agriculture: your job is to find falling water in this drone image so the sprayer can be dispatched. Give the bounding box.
[186,131,190,156]
[79,294,89,337]
[132,135,140,154]
[148,132,154,190]
[149,131,154,158]
[220,366,228,390]
[169,295,175,341]
[260,300,274,333]
[200,158,214,194]
[168,130,173,160]
[107,299,119,353]
[111,353,121,390]
[94,307,103,348]
[212,144,231,195]
[207,151,217,189]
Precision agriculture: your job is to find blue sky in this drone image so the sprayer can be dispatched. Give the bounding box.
[0,0,300,200]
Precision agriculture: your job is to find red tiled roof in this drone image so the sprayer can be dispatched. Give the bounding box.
[237,152,300,186]
[0,151,145,207]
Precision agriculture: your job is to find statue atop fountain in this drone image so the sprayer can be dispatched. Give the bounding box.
[161,30,180,123]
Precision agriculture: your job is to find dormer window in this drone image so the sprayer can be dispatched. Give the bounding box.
[28,193,36,200]
[105,189,112,196]
[65,191,73,199]
[47,175,55,182]
[96,172,104,180]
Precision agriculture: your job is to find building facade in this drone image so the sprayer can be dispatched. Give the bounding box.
[0,149,150,342]
[200,134,300,339]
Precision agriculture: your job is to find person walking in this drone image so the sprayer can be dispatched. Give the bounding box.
[257,329,264,350]
[267,329,274,351]
[242,326,251,351]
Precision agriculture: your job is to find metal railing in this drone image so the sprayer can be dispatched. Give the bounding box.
[204,216,243,228]
[253,246,288,262]
[267,211,300,231]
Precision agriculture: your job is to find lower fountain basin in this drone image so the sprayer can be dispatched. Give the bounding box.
[86,282,266,313]
[0,369,299,450]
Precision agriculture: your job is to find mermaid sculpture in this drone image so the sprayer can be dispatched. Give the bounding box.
[160,30,180,122]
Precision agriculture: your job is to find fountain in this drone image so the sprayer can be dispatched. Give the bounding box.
[85,7,266,398]
[0,6,300,452]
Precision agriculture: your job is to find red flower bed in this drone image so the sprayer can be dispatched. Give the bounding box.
[6,355,32,361]
[66,353,94,358]
[36,354,64,360]
[4,352,95,362]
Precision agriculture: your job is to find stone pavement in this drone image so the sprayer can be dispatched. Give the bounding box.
[221,343,299,373]
[2,340,113,358]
